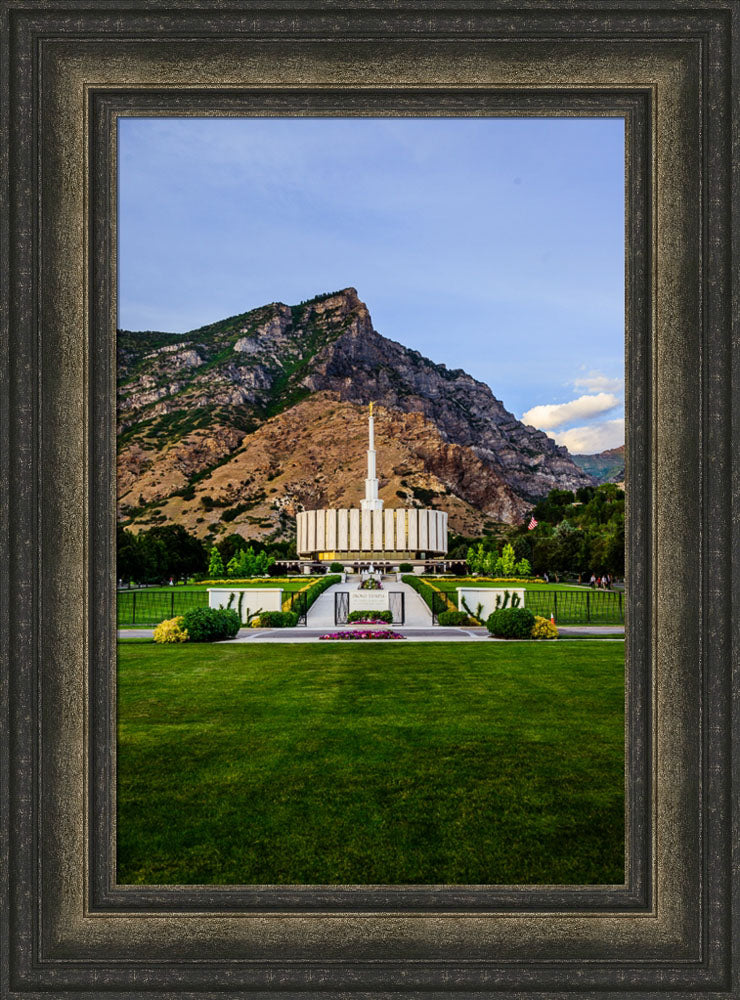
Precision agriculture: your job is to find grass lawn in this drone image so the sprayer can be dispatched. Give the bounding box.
[121,578,314,593]
[117,641,624,886]
[428,578,594,592]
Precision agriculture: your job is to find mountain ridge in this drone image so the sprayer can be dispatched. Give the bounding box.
[571,445,625,485]
[117,288,595,542]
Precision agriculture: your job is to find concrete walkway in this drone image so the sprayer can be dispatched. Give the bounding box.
[305,577,432,629]
[117,626,624,644]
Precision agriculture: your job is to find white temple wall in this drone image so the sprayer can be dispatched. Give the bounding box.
[384,509,394,549]
[419,508,429,550]
[296,512,305,555]
[297,505,446,557]
[396,509,406,550]
[407,508,418,549]
[349,508,361,550]
[325,508,337,550]
[338,509,349,550]
[372,509,383,550]
[428,510,438,552]
[361,509,372,550]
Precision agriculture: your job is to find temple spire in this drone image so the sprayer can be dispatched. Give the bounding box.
[360,402,383,511]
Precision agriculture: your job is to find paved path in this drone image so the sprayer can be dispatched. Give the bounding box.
[117,626,623,643]
[305,577,432,629]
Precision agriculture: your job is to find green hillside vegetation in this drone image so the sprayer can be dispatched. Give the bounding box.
[118,298,359,428]
[570,447,624,484]
[461,484,624,579]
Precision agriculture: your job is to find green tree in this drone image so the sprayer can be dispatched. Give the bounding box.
[500,542,517,576]
[145,524,207,581]
[514,557,532,577]
[208,545,225,578]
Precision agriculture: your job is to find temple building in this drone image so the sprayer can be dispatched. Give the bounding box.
[296,403,448,569]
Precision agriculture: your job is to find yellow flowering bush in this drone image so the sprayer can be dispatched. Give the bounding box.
[531,615,558,640]
[153,616,189,643]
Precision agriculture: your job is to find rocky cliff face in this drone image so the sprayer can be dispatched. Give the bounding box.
[117,288,593,541]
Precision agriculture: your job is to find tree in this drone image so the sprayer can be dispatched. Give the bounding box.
[208,545,225,578]
[145,524,208,580]
[226,546,276,578]
[500,542,517,576]
[117,525,143,583]
[218,532,247,566]
[467,542,488,575]
[514,557,532,577]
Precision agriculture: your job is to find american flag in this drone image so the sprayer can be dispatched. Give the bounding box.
[528,516,538,531]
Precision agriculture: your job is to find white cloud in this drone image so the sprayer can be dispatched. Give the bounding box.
[521,392,619,431]
[573,370,623,394]
[547,418,625,454]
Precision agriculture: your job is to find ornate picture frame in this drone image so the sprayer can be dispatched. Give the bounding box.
[1,2,737,996]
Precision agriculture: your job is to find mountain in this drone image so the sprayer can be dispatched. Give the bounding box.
[570,445,625,485]
[117,288,594,542]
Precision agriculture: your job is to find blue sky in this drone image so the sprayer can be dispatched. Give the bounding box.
[119,117,624,453]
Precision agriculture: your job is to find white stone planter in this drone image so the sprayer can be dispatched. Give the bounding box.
[456,588,526,621]
[208,587,283,624]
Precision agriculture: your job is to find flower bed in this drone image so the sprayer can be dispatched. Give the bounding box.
[319,630,406,640]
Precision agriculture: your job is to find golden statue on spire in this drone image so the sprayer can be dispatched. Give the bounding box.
[369,401,373,416]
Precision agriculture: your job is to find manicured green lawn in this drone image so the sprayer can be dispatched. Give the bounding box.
[173,578,313,590]
[428,578,593,592]
[117,641,624,886]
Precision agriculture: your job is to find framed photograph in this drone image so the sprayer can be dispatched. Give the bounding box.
[115,113,627,892]
[1,2,737,998]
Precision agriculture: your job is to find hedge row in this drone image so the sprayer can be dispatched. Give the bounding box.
[305,574,341,610]
[401,575,455,614]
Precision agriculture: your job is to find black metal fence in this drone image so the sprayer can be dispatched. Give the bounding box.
[430,590,448,625]
[523,589,624,624]
[289,590,308,626]
[117,589,208,626]
[334,592,405,626]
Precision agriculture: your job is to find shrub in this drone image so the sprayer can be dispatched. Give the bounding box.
[531,615,558,640]
[329,562,345,573]
[152,616,189,643]
[304,574,341,609]
[181,607,240,642]
[398,562,413,572]
[486,607,535,639]
[348,609,393,624]
[437,610,475,626]
[258,610,299,628]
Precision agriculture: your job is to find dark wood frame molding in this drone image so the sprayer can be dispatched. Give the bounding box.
[1,2,737,997]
